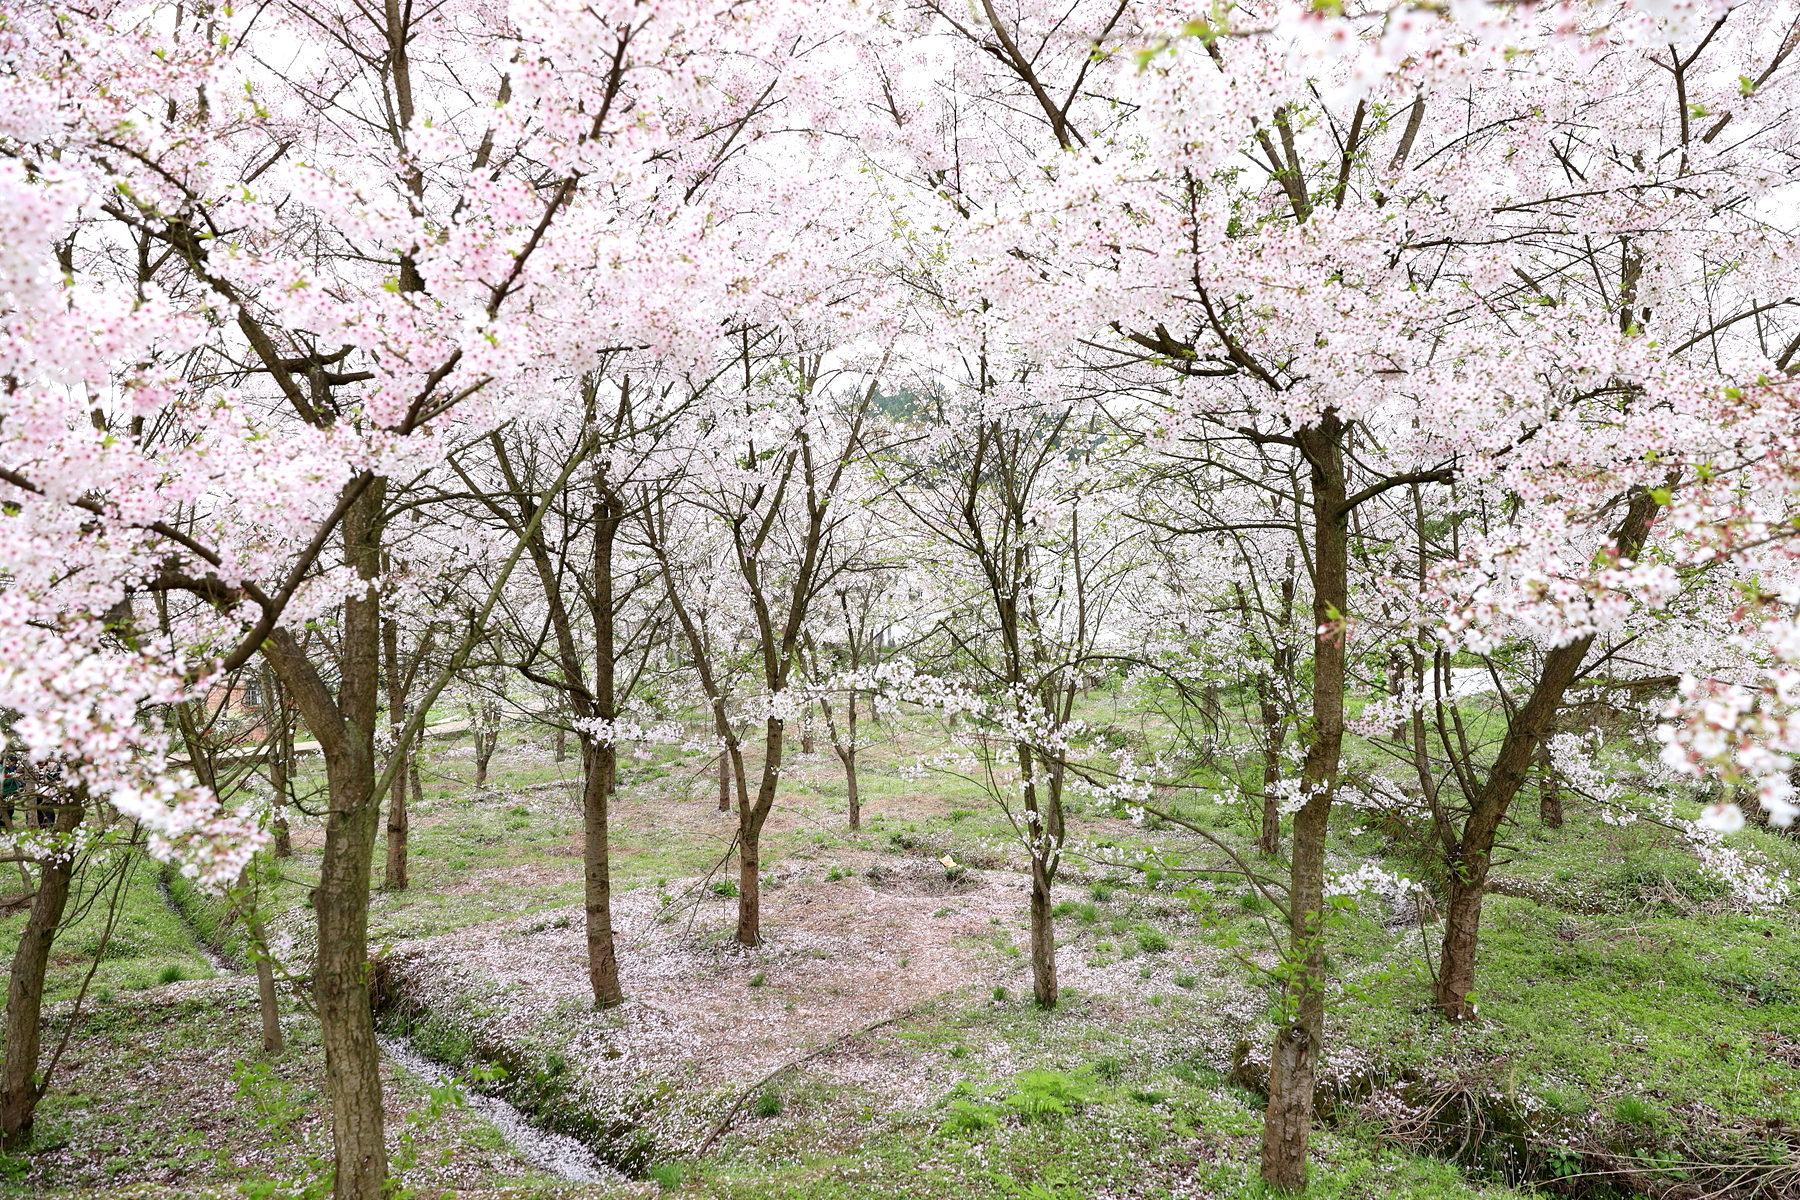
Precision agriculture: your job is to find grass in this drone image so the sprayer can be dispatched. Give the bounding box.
[6,699,1798,1199]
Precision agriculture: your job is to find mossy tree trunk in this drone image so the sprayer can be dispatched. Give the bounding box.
[0,797,82,1148]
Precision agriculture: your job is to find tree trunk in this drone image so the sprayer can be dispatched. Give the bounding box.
[1256,678,1284,857]
[1432,489,1660,1021]
[1538,741,1563,829]
[270,745,293,859]
[312,745,387,1199]
[1027,855,1057,1009]
[473,728,495,788]
[581,738,623,1007]
[820,687,861,829]
[717,745,731,813]
[1261,417,1348,1192]
[555,724,567,763]
[263,476,390,1200]
[246,906,284,1056]
[266,667,294,859]
[382,618,408,892]
[0,801,81,1148]
[737,827,762,945]
[584,490,624,1008]
[843,745,860,830]
[1018,741,1060,1009]
[383,759,408,892]
[736,721,783,947]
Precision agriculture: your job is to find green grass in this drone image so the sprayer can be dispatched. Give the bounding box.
[9,700,1799,1199]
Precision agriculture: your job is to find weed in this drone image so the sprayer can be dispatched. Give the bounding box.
[754,1088,783,1118]
[1091,883,1114,902]
[993,986,1008,1001]
[1134,928,1170,954]
[947,809,975,822]
[1614,1095,1661,1126]
[712,879,739,898]
[1175,973,1199,989]
[748,972,766,988]
[1051,899,1098,924]
[231,1060,308,1138]
[940,1097,999,1137]
[1541,1087,1588,1115]
[158,964,187,985]
[648,1162,684,1190]
[1004,1069,1096,1125]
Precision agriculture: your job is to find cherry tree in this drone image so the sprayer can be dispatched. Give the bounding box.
[1,0,842,1189]
[649,345,888,946]
[841,0,1797,1185]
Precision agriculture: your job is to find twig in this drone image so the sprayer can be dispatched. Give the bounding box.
[680,831,741,938]
[694,1002,922,1156]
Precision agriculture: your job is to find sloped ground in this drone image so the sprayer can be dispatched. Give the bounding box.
[381,854,1265,1170]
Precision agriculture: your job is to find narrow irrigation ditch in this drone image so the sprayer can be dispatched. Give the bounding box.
[368,953,668,1180]
[153,870,1800,1197]
[155,872,618,1184]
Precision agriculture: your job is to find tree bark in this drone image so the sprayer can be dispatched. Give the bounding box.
[265,665,294,859]
[842,744,860,830]
[583,489,625,1007]
[246,906,284,1056]
[1261,416,1348,1192]
[581,739,622,1006]
[1256,677,1284,856]
[1019,740,1061,1009]
[263,477,389,1200]
[819,686,861,829]
[0,800,81,1148]
[473,720,496,787]
[381,617,408,892]
[736,720,783,946]
[1538,741,1563,829]
[1432,489,1660,1020]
